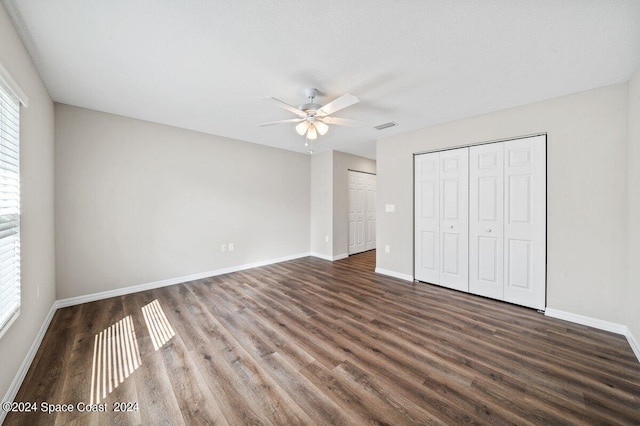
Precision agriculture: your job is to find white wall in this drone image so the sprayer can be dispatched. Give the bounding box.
[332,151,376,257]
[0,2,56,404]
[310,151,333,257]
[55,104,310,299]
[628,68,640,340]
[377,83,629,324]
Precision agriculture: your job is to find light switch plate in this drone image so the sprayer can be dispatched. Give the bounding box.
[385,204,395,212]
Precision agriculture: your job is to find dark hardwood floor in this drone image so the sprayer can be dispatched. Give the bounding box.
[4,250,640,425]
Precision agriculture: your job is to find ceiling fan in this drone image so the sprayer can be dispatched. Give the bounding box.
[259,88,362,140]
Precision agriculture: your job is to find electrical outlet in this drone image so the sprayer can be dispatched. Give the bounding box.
[325,235,329,242]
[228,243,234,252]
[385,245,390,253]
[222,244,227,252]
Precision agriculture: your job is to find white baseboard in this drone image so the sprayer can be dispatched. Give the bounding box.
[545,308,640,363]
[57,252,312,308]
[310,252,333,261]
[310,252,348,261]
[0,303,57,425]
[544,308,627,334]
[625,328,640,363]
[374,267,414,282]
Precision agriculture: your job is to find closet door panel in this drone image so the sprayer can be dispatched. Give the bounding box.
[414,153,440,284]
[469,143,504,300]
[348,171,367,255]
[365,174,377,251]
[439,148,469,291]
[503,135,546,310]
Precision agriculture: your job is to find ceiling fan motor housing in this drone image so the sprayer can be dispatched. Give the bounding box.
[300,88,321,112]
[300,103,322,113]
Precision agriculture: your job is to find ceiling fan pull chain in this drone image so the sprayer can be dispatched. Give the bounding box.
[306,136,314,154]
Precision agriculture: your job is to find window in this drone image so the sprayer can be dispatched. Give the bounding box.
[0,72,21,339]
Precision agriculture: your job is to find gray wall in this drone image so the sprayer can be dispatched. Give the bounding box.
[0,3,56,403]
[377,83,630,325]
[628,69,640,341]
[310,151,333,257]
[332,151,376,256]
[55,104,310,299]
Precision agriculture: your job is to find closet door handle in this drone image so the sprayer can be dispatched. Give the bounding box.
[485,228,492,232]
[449,225,454,229]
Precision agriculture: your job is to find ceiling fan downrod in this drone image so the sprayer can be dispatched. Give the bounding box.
[300,88,322,112]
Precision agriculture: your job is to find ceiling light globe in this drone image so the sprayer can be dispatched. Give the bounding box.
[306,125,317,140]
[315,121,329,135]
[295,121,309,135]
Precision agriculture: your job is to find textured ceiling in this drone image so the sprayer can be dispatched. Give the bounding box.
[4,0,640,159]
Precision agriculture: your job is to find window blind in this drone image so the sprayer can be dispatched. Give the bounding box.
[0,78,20,339]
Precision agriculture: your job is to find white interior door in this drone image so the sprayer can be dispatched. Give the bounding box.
[439,148,469,291]
[414,152,440,284]
[348,171,366,254]
[469,143,504,300]
[349,171,376,255]
[503,135,546,310]
[365,174,377,251]
[348,173,356,253]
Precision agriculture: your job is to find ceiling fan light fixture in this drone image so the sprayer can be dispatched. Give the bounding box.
[295,121,309,135]
[306,125,318,140]
[315,121,329,135]
[261,88,361,143]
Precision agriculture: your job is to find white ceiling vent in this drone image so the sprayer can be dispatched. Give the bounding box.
[374,121,398,130]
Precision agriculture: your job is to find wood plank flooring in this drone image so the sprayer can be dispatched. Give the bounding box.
[5,250,640,425]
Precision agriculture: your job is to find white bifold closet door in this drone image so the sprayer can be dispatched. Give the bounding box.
[469,143,505,300]
[365,173,377,251]
[502,136,546,310]
[348,171,377,255]
[469,136,546,309]
[414,147,468,291]
[414,152,440,284]
[439,148,469,291]
[417,135,546,310]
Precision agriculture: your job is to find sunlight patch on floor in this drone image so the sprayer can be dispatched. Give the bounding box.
[90,315,142,404]
[142,299,176,351]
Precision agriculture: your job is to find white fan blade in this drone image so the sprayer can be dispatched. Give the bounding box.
[258,118,305,127]
[263,97,307,117]
[317,93,359,116]
[320,116,364,127]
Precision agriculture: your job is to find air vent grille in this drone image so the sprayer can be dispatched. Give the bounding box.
[374,121,398,130]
